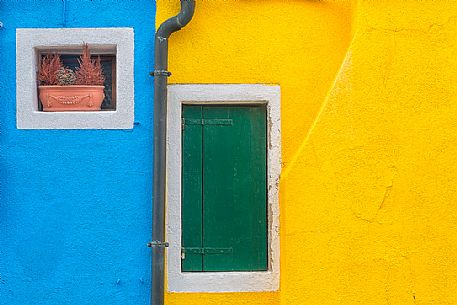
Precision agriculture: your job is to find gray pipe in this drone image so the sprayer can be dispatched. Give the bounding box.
[150,1,195,305]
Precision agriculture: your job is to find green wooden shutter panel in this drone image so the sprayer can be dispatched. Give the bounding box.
[181,105,268,272]
[181,106,204,272]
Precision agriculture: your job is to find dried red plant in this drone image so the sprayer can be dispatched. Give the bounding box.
[38,53,63,85]
[75,43,105,86]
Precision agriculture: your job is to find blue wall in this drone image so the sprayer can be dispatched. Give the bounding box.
[0,1,155,304]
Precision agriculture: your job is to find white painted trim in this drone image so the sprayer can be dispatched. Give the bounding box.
[16,28,134,129]
[166,84,281,292]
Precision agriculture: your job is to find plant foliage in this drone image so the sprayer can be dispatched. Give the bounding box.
[38,44,106,86]
[56,67,76,85]
[75,44,105,86]
[38,53,63,85]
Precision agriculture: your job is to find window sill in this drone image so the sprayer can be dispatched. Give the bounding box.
[168,270,279,293]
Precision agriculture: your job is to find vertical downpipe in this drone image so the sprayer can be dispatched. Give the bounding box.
[150,1,195,305]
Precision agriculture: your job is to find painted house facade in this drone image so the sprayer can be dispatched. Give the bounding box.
[1,1,155,304]
[3,1,457,305]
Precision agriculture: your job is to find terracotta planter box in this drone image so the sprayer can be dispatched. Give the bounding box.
[39,85,105,111]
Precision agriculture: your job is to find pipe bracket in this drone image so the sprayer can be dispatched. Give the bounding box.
[150,70,172,77]
[147,240,170,248]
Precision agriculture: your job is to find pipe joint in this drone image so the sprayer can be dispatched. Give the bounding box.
[156,0,195,39]
[150,70,172,77]
[147,241,170,248]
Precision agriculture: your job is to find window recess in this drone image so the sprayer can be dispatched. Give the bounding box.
[36,52,117,111]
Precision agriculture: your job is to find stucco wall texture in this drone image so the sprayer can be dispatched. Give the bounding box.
[158,1,457,305]
[157,0,351,304]
[0,1,155,304]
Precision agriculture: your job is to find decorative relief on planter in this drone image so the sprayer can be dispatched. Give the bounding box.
[39,86,105,111]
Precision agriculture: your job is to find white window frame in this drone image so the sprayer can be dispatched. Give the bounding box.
[16,28,134,129]
[166,84,281,292]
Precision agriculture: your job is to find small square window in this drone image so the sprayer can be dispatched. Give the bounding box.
[16,28,134,129]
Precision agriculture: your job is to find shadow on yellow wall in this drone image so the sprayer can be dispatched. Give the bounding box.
[282,1,457,304]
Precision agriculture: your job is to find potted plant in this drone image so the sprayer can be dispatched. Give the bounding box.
[38,44,105,111]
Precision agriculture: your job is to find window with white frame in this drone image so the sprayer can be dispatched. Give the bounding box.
[166,84,281,292]
[16,28,134,129]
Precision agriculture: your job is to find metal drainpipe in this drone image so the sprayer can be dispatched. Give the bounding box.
[148,1,195,305]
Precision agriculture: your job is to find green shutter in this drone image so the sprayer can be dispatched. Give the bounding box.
[181,105,267,272]
[181,106,204,271]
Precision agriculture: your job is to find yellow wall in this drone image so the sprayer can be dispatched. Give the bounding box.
[157,1,457,304]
